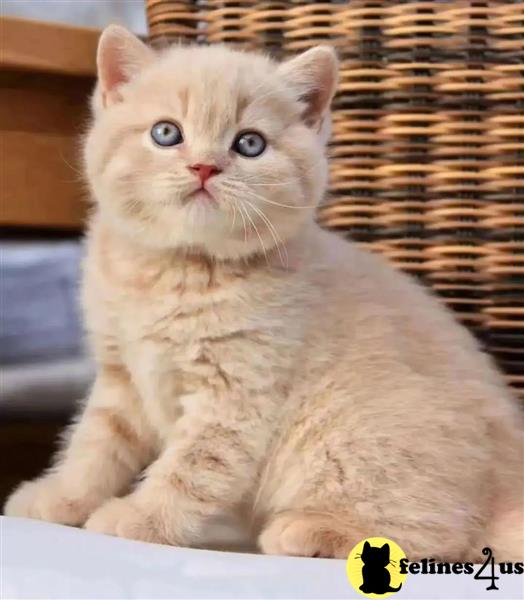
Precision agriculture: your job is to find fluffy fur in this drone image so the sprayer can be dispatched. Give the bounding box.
[5,26,523,561]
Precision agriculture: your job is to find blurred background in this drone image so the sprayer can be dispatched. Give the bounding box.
[1,1,523,506]
[2,0,147,33]
[0,1,147,503]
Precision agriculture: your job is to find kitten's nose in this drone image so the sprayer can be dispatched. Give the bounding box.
[189,163,222,186]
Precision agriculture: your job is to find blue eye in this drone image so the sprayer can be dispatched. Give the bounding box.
[151,121,183,147]
[232,131,266,158]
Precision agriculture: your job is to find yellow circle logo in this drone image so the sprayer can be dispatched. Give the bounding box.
[346,537,408,598]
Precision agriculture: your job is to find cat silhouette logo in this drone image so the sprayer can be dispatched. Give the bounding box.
[347,537,408,598]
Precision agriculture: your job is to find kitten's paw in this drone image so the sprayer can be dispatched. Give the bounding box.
[85,497,169,544]
[3,478,96,526]
[259,511,352,558]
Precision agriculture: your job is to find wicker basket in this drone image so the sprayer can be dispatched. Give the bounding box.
[146,0,524,401]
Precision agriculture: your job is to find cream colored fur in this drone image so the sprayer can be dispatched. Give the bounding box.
[5,26,523,562]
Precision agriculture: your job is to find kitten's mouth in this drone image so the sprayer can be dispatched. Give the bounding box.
[185,187,218,207]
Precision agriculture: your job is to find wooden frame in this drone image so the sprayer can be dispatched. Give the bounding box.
[0,17,99,229]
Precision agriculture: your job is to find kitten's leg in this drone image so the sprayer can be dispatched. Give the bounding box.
[256,380,502,560]
[85,412,267,546]
[4,365,155,525]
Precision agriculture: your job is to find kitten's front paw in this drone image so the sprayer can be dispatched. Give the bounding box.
[4,478,97,526]
[85,497,171,545]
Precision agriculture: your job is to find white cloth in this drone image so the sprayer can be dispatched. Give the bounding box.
[2,517,521,599]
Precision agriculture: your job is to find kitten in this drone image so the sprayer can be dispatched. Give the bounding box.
[5,25,523,561]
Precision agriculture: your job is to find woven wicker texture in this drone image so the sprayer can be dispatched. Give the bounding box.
[147,1,524,401]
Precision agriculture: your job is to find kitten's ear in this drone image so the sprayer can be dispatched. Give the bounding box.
[381,544,390,557]
[278,45,338,129]
[95,25,154,109]
[363,541,371,551]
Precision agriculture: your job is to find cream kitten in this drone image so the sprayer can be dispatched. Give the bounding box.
[5,26,523,561]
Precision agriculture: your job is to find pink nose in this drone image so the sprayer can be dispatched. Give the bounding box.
[189,163,221,185]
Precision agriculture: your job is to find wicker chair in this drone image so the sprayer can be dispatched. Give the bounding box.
[146,0,524,402]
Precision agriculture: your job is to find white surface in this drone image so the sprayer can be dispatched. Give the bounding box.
[1,0,147,34]
[2,517,523,599]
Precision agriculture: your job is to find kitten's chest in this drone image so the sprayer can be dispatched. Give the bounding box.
[87,234,299,437]
[117,260,249,351]
[122,288,240,393]
[111,261,262,432]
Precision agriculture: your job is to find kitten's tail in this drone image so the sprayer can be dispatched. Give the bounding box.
[387,584,402,592]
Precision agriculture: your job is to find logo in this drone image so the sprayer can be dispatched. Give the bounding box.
[346,537,408,598]
[347,539,523,596]
[399,547,523,592]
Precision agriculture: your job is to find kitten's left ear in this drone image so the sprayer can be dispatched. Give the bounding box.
[278,45,339,129]
[95,25,154,109]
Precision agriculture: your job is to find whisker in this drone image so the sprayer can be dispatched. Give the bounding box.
[245,200,284,267]
[244,199,288,269]
[243,188,318,211]
[243,203,269,266]
[256,195,318,210]
[230,201,237,233]
[237,201,248,244]
[59,151,83,178]
[225,176,296,187]
[250,182,295,188]
[221,181,318,210]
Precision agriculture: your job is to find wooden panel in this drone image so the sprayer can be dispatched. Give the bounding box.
[0,16,98,77]
[0,71,93,229]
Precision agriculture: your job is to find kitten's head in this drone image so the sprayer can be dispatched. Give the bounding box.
[85,26,338,260]
[361,541,390,566]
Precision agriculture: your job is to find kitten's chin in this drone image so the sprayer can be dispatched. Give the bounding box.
[99,203,310,263]
[100,211,254,260]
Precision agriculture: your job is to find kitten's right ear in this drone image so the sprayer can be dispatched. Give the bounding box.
[95,25,154,109]
[278,45,338,130]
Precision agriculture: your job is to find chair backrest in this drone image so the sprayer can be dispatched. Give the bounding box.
[146,1,524,402]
